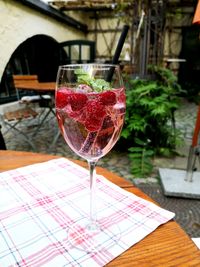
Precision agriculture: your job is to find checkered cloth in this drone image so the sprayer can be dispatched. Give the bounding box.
[0,158,175,266]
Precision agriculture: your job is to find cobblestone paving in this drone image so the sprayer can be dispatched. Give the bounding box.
[1,98,200,237]
[137,183,200,238]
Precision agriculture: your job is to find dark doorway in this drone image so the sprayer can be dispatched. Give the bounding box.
[178,25,200,101]
[0,34,68,104]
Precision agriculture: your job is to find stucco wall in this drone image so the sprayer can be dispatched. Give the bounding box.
[87,17,126,60]
[0,0,85,81]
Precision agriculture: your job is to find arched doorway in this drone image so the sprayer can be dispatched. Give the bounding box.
[0,34,68,104]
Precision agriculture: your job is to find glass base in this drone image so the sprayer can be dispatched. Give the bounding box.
[68,217,121,252]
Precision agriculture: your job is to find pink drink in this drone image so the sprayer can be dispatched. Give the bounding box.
[56,87,126,161]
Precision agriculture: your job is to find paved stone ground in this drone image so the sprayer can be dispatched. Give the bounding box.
[137,183,200,238]
[1,98,200,237]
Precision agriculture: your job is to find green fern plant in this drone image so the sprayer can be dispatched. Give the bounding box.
[128,139,154,177]
[119,65,184,177]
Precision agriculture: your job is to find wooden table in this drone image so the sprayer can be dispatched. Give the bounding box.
[1,150,200,266]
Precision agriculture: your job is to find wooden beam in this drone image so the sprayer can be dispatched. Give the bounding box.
[89,29,122,33]
[49,0,131,12]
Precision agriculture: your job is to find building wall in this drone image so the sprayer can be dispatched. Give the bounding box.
[163,6,194,72]
[0,0,85,82]
[87,17,126,61]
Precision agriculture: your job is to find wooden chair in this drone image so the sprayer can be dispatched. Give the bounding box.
[13,75,55,136]
[13,75,54,133]
[13,75,52,106]
[0,102,38,150]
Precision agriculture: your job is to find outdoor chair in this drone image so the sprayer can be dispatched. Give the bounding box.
[13,75,55,133]
[0,102,38,150]
[60,40,96,64]
[13,74,52,108]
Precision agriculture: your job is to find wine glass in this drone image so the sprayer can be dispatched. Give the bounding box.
[55,63,126,251]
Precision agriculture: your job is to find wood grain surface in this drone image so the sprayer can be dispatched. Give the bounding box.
[0,150,200,266]
[14,81,56,92]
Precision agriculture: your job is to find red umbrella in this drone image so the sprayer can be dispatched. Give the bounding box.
[193,0,200,24]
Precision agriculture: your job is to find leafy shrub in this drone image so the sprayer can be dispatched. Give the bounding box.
[119,65,184,177]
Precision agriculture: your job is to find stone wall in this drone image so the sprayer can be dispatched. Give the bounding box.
[0,0,85,82]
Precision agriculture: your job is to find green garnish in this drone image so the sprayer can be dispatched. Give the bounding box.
[75,69,91,85]
[75,68,111,92]
[90,79,111,92]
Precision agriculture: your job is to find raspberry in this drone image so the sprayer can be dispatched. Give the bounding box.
[85,117,102,131]
[69,93,88,111]
[56,89,71,108]
[84,100,106,131]
[86,100,106,118]
[99,91,117,106]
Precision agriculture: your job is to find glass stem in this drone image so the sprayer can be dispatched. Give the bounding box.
[88,160,97,228]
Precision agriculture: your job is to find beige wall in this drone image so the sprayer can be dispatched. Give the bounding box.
[87,17,126,60]
[65,8,127,61]
[0,0,85,81]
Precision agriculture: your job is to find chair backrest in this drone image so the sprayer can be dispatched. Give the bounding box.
[12,75,39,100]
[60,40,96,64]
[13,75,39,87]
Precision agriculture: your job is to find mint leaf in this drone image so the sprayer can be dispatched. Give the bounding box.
[75,68,111,92]
[77,75,92,85]
[90,79,111,92]
[74,69,89,76]
[75,69,92,85]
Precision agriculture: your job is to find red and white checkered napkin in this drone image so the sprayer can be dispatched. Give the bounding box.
[0,158,175,267]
